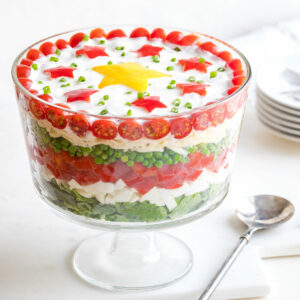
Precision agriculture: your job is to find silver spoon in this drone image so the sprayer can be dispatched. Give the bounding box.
[199,194,295,300]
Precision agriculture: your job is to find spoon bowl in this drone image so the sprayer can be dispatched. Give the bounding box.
[236,194,295,229]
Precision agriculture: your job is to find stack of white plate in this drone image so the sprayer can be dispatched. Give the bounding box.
[256,58,300,142]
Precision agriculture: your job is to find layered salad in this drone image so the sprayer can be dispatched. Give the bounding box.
[14,26,248,223]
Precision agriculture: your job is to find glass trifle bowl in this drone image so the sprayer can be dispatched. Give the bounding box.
[12,25,251,290]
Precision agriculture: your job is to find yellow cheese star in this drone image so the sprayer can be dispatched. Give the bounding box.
[92,62,171,92]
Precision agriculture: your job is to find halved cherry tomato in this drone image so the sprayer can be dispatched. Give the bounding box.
[26,49,43,61]
[143,119,170,139]
[216,51,232,63]
[198,42,218,54]
[16,64,31,78]
[39,42,56,56]
[38,94,53,102]
[227,86,239,95]
[166,31,183,44]
[44,66,76,79]
[232,75,246,86]
[76,45,108,58]
[19,78,32,89]
[29,89,38,95]
[209,104,227,126]
[228,59,242,71]
[29,94,53,120]
[91,120,118,139]
[233,70,245,76]
[107,29,126,39]
[180,34,200,46]
[118,120,143,140]
[90,28,106,39]
[131,96,167,112]
[130,27,150,39]
[192,110,211,130]
[64,89,98,102]
[68,113,90,137]
[150,28,166,40]
[135,44,163,57]
[69,32,86,48]
[46,105,68,129]
[170,117,192,139]
[55,39,69,50]
[20,58,33,66]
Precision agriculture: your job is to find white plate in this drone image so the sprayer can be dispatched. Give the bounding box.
[256,89,300,117]
[256,101,300,129]
[256,61,300,110]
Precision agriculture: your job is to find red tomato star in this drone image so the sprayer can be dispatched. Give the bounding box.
[178,57,212,72]
[76,45,109,59]
[64,89,98,102]
[176,83,209,96]
[131,96,167,112]
[134,44,164,57]
[44,66,76,79]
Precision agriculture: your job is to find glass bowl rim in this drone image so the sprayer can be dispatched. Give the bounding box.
[11,25,252,121]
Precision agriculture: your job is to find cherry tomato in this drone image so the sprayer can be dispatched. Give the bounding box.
[216,51,232,63]
[39,42,56,56]
[20,58,33,66]
[150,28,166,40]
[233,70,245,76]
[192,110,211,130]
[143,119,170,139]
[90,28,106,39]
[209,104,227,126]
[166,31,183,44]
[227,86,239,95]
[68,113,90,137]
[55,39,69,49]
[46,106,68,129]
[26,49,43,61]
[118,120,143,140]
[107,29,126,39]
[180,34,200,46]
[232,75,246,86]
[228,59,243,71]
[16,64,31,78]
[19,78,32,89]
[69,32,86,48]
[198,42,218,54]
[170,117,192,139]
[91,120,118,139]
[29,94,52,120]
[130,27,150,39]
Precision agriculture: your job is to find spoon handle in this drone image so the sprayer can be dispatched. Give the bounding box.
[198,227,256,300]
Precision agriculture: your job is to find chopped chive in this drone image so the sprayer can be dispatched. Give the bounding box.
[174,47,181,52]
[97,101,105,106]
[69,62,77,67]
[49,57,59,62]
[88,85,94,88]
[217,67,226,72]
[76,54,82,58]
[115,46,125,50]
[167,84,175,89]
[170,79,176,84]
[99,39,105,44]
[126,109,132,116]
[199,57,205,63]
[38,80,43,84]
[43,86,51,94]
[173,98,181,107]
[55,49,61,55]
[152,55,160,63]
[32,63,38,70]
[137,91,144,99]
[171,57,177,62]
[166,66,174,71]
[125,102,131,106]
[78,76,86,82]
[210,71,217,78]
[184,102,193,109]
[60,83,71,87]
[100,109,108,115]
[103,95,109,100]
[197,80,204,83]
[187,76,196,82]
[107,61,113,65]
[83,35,89,41]
[125,91,132,94]
[59,78,67,82]
[121,52,125,57]
[171,107,179,113]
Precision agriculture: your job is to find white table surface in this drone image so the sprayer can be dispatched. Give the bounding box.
[1,7,300,299]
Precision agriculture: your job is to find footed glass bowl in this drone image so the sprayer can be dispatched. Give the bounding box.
[12,26,251,291]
